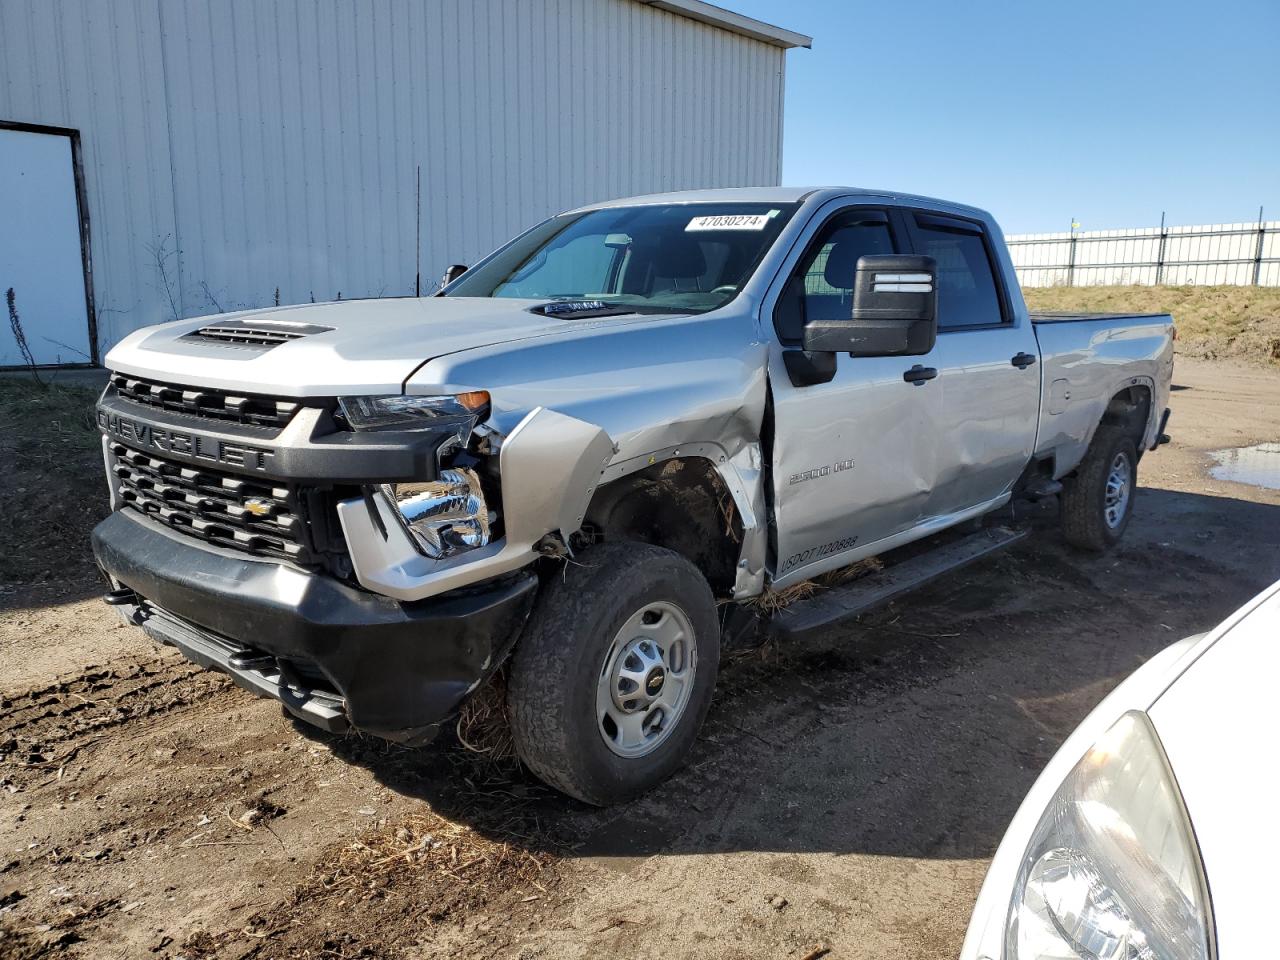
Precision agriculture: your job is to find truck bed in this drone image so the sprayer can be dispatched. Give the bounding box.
[1030,311,1169,324]
[1030,310,1175,478]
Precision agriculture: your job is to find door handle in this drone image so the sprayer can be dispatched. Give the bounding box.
[1011,352,1037,369]
[903,364,938,385]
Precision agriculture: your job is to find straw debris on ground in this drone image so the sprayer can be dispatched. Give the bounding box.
[740,556,884,614]
[456,669,517,760]
[220,807,558,954]
[309,810,549,896]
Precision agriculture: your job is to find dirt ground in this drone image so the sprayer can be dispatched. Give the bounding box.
[2,358,1279,960]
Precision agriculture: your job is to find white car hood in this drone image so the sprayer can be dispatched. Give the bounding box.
[1147,584,1280,959]
[103,297,608,396]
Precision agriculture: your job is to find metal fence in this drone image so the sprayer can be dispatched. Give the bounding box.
[1006,214,1279,287]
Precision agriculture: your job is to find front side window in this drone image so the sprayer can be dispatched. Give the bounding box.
[446,203,798,316]
[774,211,895,342]
[911,216,1004,329]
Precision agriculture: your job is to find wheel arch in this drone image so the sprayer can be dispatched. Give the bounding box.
[581,450,764,599]
[1051,378,1156,480]
[1100,382,1154,456]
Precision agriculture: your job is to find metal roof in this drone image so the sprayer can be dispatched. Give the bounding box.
[634,0,812,48]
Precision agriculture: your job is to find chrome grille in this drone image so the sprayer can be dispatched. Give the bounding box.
[111,442,312,564]
[109,373,300,428]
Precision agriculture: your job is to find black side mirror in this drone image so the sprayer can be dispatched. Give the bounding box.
[802,254,938,357]
[441,263,468,286]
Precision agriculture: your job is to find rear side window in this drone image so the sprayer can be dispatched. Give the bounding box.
[774,212,895,342]
[911,215,1005,329]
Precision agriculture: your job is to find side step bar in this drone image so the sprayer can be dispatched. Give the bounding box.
[771,526,1029,639]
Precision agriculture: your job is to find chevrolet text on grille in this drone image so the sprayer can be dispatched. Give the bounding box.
[98,410,275,471]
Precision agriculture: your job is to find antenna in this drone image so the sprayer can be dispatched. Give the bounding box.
[415,164,422,297]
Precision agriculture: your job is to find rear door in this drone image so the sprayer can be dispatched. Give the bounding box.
[766,204,942,585]
[902,211,1040,517]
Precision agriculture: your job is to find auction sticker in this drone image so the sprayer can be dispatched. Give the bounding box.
[686,213,771,231]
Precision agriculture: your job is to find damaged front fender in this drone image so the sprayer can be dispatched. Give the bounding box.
[338,407,614,602]
[593,439,767,599]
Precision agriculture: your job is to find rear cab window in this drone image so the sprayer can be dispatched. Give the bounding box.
[906,213,1008,330]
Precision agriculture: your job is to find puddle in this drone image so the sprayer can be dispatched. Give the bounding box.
[1209,443,1280,490]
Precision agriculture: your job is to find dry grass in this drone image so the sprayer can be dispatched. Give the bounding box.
[455,670,517,760]
[1023,285,1280,366]
[743,578,822,614]
[229,806,556,950]
[741,556,884,613]
[817,555,885,587]
[311,810,549,896]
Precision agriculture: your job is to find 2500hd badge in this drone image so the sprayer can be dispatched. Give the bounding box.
[789,458,855,485]
[97,410,275,471]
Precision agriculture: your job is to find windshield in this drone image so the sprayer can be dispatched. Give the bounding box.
[444,202,798,315]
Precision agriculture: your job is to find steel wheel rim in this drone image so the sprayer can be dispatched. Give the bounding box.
[596,600,697,759]
[1104,451,1132,529]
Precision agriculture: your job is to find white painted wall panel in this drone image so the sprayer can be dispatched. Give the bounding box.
[0,0,788,359]
[0,0,180,355]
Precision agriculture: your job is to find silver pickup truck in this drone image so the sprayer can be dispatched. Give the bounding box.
[92,187,1174,804]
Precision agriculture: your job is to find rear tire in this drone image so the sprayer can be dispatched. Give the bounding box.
[1061,424,1138,551]
[507,542,719,805]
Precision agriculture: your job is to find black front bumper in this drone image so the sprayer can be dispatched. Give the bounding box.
[92,509,538,745]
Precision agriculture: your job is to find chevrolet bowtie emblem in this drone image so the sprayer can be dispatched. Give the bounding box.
[243,498,274,517]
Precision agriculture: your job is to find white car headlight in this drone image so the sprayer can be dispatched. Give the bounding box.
[1006,711,1214,960]
[380,468,492,559]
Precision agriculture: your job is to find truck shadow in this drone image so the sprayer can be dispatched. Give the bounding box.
[302,486,1280,864]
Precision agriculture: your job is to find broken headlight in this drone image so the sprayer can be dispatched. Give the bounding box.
[338,392,489,431]
[380,468,492,559]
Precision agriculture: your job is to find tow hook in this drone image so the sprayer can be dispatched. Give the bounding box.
[228,649,277,671]
[103,587,137,606]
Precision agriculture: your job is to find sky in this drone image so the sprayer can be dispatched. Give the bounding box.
[726,0,1280,234]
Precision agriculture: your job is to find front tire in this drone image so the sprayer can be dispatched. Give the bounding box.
[1061,424,1139,551]
[507,542,719,805]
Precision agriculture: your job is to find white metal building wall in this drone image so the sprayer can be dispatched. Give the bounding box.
[0,0,791,355]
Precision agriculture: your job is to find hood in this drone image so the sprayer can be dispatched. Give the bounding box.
[103,297,631,396]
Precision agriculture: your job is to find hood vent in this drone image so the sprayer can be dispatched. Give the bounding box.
[187,319,333,348]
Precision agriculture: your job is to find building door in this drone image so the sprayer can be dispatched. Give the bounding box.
[0,126,92,367]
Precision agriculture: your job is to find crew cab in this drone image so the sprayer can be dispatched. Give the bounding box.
[92,187,1174,804]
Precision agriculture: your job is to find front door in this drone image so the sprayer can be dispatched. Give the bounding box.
[767,206,942,587]
[0,126,92,367]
